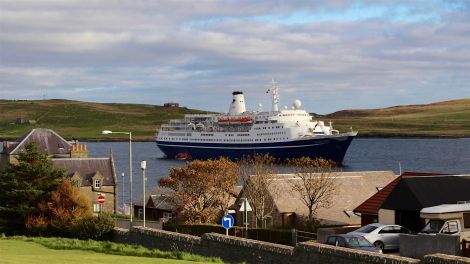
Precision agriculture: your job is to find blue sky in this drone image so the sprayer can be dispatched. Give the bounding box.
[0,0,468,114]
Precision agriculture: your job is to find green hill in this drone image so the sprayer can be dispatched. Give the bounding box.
[326,99,470,137]
[0,99,210,140]
[0,98,468,140]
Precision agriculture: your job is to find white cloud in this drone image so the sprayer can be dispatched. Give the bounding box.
[0,0,469,113]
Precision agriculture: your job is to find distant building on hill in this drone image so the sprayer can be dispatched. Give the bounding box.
[0,128,117,214]
[164,102,179,108]
[15,118,36,125]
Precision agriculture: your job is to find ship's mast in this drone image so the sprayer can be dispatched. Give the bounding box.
[270,79,279,112]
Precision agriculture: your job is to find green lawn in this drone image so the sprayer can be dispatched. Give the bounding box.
[0,239,211,264]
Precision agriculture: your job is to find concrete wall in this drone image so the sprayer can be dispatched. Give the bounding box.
[400,234,462,259]
[379,209,395,224]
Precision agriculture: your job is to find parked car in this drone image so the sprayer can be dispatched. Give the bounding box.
[325,234,382,253]
[347,223,411,251]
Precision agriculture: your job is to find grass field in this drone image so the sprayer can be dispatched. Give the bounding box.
[0,99,210,141]
[326,99,470,137]
[0,237,223,264]
[0,98,468,140]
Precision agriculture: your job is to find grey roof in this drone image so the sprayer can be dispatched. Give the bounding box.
[256,171,397,226]
[381,175,470,211]
[135,186,181,211]
[6,128,72,156]
[52,158,116,186]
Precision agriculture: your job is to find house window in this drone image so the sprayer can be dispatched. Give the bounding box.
[94,180,101,189]
[93,204,102,213]
[163,212,173,219]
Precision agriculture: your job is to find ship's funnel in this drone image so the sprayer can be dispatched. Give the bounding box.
[228,91,246,115]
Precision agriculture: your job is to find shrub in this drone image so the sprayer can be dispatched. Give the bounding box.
[73,213,114,240]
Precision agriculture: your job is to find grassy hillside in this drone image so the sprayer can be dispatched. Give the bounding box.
[0,99,209,140]
[0,98,468,140]
[326,99,470,137]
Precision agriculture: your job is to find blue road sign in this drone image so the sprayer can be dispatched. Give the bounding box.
[222,214,234,229]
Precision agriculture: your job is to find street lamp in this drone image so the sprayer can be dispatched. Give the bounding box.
[102,130,133,223]
[121,172,125,213]
[141,160,147,227]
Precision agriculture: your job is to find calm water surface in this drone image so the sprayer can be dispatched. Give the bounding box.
[4,138,468,208]
[83,138,470,207]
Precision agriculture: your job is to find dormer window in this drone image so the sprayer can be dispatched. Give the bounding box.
[91,171,104,191]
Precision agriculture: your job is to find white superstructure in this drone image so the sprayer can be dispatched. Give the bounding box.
[156,80,357,161]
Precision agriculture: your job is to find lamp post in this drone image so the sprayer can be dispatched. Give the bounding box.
[141,160,147,227]
[121,172,125,212]
[102,130,133,223]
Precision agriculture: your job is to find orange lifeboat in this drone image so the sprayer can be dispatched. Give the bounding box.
[218,117,253,123]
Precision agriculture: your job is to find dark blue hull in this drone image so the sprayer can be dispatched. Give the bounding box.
[156,133,356,163]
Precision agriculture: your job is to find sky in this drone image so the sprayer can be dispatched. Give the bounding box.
[0,0,469,114]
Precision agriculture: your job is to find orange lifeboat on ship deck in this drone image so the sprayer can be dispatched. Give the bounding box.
[217,117,253,123]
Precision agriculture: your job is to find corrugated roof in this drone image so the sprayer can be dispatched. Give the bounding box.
[52,158,116,186]
[7,128,72,155]
[354,172,453,214]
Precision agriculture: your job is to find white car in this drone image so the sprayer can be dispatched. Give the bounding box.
[347,223,411,251]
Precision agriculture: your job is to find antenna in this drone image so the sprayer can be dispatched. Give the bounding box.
[269,78,279,112]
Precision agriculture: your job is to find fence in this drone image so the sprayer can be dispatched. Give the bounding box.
[292,229,317,245]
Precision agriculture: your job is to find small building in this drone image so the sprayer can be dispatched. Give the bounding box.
[354,172,470,232]
[164,102,179,108]
[15,118,36,125]
[235,171,396,228]
[134,187,182,222]
[52,157,117,214]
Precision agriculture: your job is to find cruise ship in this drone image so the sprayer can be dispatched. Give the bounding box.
[156,81,357,163]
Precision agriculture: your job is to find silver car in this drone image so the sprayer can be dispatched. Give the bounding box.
[347,223,411,251]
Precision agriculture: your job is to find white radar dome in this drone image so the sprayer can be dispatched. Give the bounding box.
[293,99,302,110]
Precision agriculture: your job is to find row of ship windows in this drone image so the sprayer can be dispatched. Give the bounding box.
[257,131,286,136]
[161,138,289,142]
[254,126,283,130]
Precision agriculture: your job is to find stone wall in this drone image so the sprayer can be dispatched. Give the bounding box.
[423,254,470,264]
[114,219,163,230]
[400,234,462,259]
[115,226,453,264]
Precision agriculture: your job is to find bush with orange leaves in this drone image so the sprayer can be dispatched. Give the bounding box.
[26,179,92,236]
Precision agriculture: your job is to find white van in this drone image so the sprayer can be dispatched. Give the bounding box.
[420,203,470,241]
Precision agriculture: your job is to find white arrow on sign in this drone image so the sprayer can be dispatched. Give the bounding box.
[223,216,232,228]
[239,200,252,212]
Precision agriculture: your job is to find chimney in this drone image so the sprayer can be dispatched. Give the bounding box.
[71,141,88,158]
[228,91,246,115]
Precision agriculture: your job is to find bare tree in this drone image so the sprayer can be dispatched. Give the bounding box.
[238,154,280,228]
[159,157,238,224]
[288,157,339,225]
